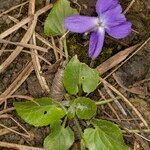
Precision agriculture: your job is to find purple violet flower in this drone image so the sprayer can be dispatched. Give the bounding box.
[64,0,132,59]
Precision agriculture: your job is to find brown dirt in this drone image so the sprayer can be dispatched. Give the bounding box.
[0,0,150,149]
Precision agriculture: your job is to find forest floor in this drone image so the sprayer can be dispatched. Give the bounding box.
[0,0,150,149]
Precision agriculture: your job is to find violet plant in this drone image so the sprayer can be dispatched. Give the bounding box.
[14,0,132,149]
[64,0,132,59]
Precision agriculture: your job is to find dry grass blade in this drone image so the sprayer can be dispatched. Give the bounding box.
[3,49,51,65]
[113,73,147,96]
[99,77,148,127]
[51,36,59,60]
[0,141,44,150]
[1,114,32,138]
[0,126,18,136]
[28,0,50,93]
[0,4,53,73]
[35,4,53,17]
[97,43,141,75]
[104,85,127,116]
[98,89,121,120]
[0,62,34,103]
[0,16,37,73]
[0,1,29,18]
[0,39,48,52]
[106,35,129,46]
[31,34,50,93]
[103,38,150,80]
[0,34,15,56]
[0,16,33,39]
[0,123,29,138]
[0,107,15,115]
[1,4,53,40]
[123,0,136,14]
[8,15,63,56]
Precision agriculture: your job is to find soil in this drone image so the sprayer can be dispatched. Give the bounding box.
[0,0,150,149]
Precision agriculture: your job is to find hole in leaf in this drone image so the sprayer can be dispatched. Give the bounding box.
[44,111,47,114]
[81,76,85,80]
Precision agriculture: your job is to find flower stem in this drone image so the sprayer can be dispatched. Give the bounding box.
[74,117,86,149]
[74,117,83,138]
[63,37,68,60]
[95,99,113,105]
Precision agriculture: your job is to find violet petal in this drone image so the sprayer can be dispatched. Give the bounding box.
[102,4,126,27]
[64,15,98,33]
[88,29,105,59]
[106,22,132,39]
[96,0,119,14]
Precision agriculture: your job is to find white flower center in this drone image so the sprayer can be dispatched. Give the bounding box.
[97,17,106,28]
[92,17,106,33]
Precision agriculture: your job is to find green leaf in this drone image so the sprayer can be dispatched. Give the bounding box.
[14,97,65,127]
[83,119,130,150]
[63,55,99,95]
[44,126,74,150]
[74,97,97,119]
[44,0,78,36]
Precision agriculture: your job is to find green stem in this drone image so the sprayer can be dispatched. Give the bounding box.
[74,117,83,138]
[63,38,68,60]
[96,99,113,105]
[74,117,86,149]
[62,116,68,128]
[78,84,83,97]
[96,96,121,105]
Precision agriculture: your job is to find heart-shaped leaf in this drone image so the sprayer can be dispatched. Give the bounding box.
[14,97,65,127]
[83,119,130,150]
[44,0,78,36]
[63,55,99,95]
[74,97,97,119]
[44,126,74,150]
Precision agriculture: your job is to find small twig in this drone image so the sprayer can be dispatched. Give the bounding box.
[0,126,18,136]
[0,34,15,56]
[134,133,150,142]
[3,114,32,138]
[106,35,129,46]
[0,62,34,103]
[97,43,141,75]
[95,99,114,105]
[60,31,69,59]
[99,77,148,127]
[0,1,29,18]
[8,15,64,56]
[0,107,15,115]
[101,38,150,80]
[0,16,37,73]
[0,16,33,39]
[3,49,51,66]
[0,4,53,73]
[0,141,44,150]
[0,39,48,52]
[123,0,136,14]
[0,123,30,138]
[0,4,53,40]
[8,15,61,53]
[29,0,50,93]
[0,95,40,106]
[98,89,121,120]
[104,85,127,116]
[51,36,59,60]
[74,117,83,139]
[123,129,150,134]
